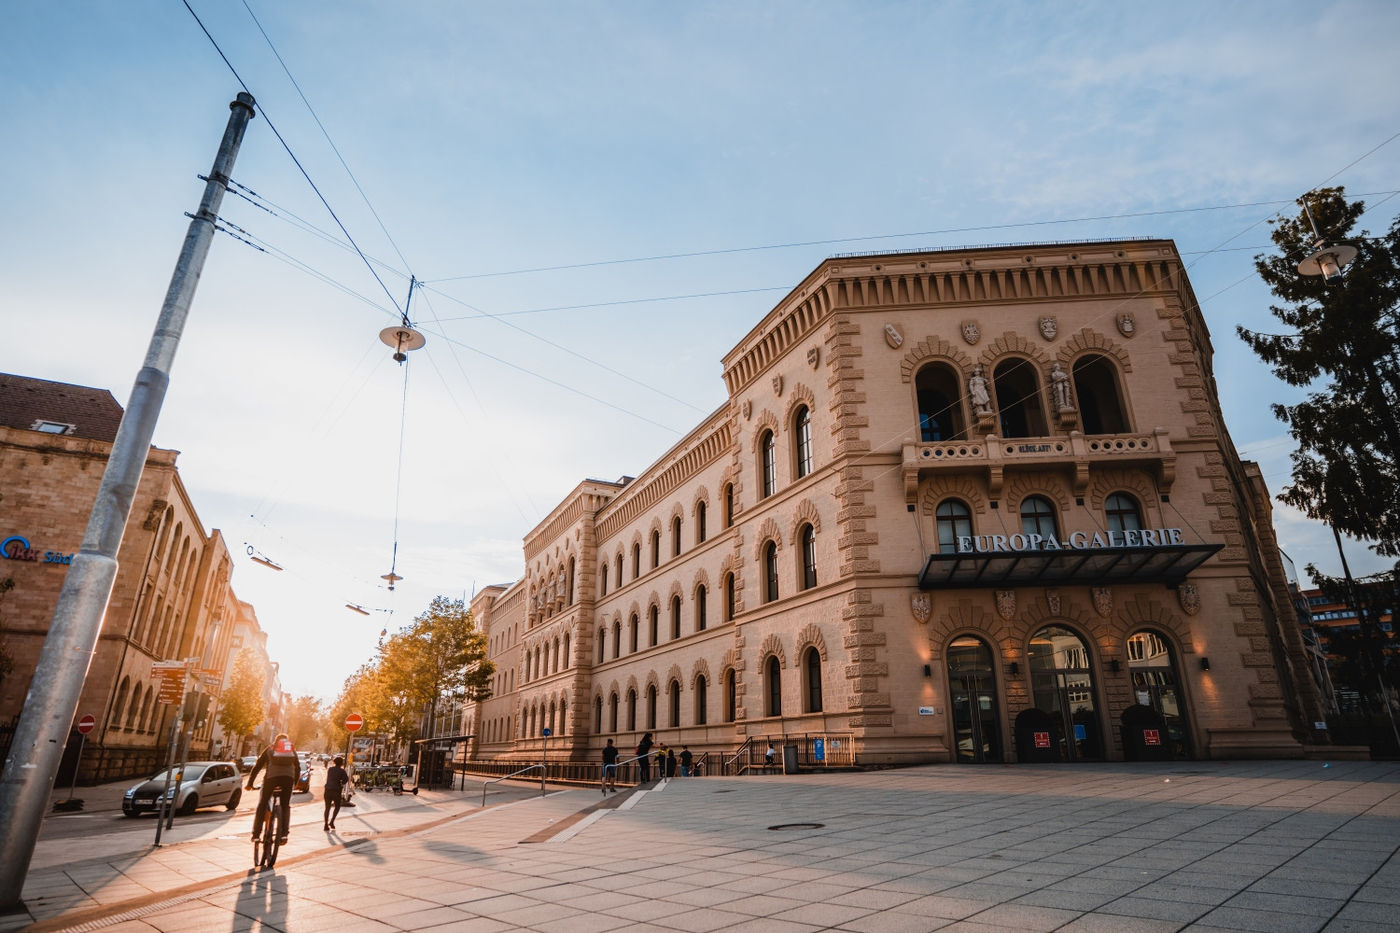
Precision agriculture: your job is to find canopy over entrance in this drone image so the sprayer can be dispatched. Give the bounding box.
[917,543,1222,590]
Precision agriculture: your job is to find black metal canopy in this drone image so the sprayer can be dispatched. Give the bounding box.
[917,543,1223,590]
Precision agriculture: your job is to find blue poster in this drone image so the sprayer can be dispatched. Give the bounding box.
[1073,723,1087,740]
[813,738,825,762]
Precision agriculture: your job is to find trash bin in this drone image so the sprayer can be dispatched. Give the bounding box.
[782,743,799,774]
[1120,704,1172,761]
[1014,708,1060,763]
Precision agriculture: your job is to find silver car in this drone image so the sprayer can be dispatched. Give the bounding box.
[122,761,242,816]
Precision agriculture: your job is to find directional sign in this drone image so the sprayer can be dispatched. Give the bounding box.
[75,714,96,735]
[345,713,364,732]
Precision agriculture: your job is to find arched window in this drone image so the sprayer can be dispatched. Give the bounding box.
[696,501,707,543]
[936,499,973,553]
[559,700,567,736]
[137,688,153,732]
[629,613,639,653]
[759,430,777,498]
[724,484,736,527]
[1020,495,1060,540]
[724,572,736,621]
[649,604,659,647]
[794,405,813,478]
[112,676,130,731]
[632,543,640,579]
[616,553,623,589]
[626,689,637,731]
[724,668,737,722]
[695,676,708,725]
[562,633,570,668]
[612,620,621,659]
[672,517,682,556]
[993,358,1048,438]
[597,627,606,663]
[1105,492,1144,533]
[608,692,619,733]
[595,696,603,733]
[695,585,707,632]
[646,684,658,729]
[1073,354,1130,435]
[914,363,967,442]
[803,647,823,713]
[567,557,575,604]
[669,596,680,640]
[766,656,782,717]
[763,542,779,602]
[668,679,681,728]
[799,524,817,590]
[650,531,660,569]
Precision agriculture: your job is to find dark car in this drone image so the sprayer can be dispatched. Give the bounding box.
[122,761,242,816]
[294,765,311,794]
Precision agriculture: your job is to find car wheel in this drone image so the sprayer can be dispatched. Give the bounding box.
[178,794,198,816]
[226,788,242,810]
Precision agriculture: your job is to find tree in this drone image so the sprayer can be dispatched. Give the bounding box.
[217,648,265,755]
[285,695,323,748]
[1238,186,1400,556]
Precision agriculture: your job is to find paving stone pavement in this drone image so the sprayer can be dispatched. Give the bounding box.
[7,758,1399,932]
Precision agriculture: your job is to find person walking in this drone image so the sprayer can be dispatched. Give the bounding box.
[679,745,693,777]
[323,755,349,830]
[655,743,668,780]
[601,739,619,794]
[665,745,677,778]
[636,732,654,783]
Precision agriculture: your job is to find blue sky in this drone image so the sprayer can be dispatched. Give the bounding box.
[3,1,1399,701]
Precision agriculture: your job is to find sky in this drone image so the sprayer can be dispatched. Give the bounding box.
[3,1,1399,703]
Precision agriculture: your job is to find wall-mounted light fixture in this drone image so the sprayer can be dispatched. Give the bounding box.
[1108,659,1121,673]
[922,664,932,678]
[1199,657,1211,671]
[1008,661,1020,676]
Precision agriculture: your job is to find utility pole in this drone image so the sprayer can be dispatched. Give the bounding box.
[0,92,256,912]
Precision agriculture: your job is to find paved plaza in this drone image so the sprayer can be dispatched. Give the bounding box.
[8,758,1400,932]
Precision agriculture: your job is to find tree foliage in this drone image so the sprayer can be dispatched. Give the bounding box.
[1238,187,1400,555]
[285,694,323,748]
[217,648,265,749]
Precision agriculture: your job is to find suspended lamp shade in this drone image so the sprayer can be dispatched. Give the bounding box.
[1297,242,1357,284]
[379,325,426,362]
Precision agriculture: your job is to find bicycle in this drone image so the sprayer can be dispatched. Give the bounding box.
[250,786,283,870]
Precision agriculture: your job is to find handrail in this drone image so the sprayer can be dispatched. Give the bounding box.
[481,763,544,807]
[724,736,755,772]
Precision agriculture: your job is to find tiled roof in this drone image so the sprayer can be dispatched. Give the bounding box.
[0,373,125,442]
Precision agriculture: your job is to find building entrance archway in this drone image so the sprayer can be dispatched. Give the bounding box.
[947,636,1003,763]
[1126,628,1193,759]
[1028,625,1103,760]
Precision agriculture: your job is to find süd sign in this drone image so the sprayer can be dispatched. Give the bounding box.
[1,534,76,565]
[955,528,1186,554]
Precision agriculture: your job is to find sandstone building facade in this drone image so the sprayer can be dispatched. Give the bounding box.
[465,240,1325,767]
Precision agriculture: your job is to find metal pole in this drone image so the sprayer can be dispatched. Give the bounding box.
[64,734,85,804]
[0,92,256,910]
[153,711,183,847]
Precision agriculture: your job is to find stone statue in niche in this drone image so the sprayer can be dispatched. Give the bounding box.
[995,589,1016,621]
[884,323,904,348]
[1092,586,1112,617]
[911,592,931,624]
[1178,582,1200,615]
[1117,312,1136,337]
[961,320,981,345]
[1050,362,1073,410]
[1038,316,1058,341]
[968,365,991,414]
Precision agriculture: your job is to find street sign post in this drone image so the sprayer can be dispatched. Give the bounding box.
[344,713,364,786]
[57,714,99,809]
[345,713,364,732]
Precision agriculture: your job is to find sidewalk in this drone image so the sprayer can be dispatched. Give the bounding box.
[8,759,1400,932]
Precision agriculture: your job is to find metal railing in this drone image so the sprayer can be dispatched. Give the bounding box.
[481,763,545,807]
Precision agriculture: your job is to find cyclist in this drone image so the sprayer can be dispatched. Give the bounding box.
[247,733,299,845]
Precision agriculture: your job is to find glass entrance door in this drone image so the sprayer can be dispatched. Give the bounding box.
[947,636,1002,763]
[1127,629,1192,759]
[1028,625,1103,761]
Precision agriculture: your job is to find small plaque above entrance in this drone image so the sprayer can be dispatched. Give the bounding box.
[918,706,936,716]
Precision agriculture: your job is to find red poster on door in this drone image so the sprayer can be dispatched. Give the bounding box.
[1143,729,1161,746]
[1034,731,1050,748]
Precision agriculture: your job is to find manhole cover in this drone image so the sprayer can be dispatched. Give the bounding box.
[768,823,824,831]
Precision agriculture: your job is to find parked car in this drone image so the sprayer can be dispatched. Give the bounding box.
[238,756,257,773]
[122,761,242,817]
[294,764,311,794]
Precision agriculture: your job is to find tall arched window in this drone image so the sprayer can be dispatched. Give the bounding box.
[668,679,681,727]
[993,358,1048,438]
[1020,495,1060,540]
[111,677,130,731]
[914,363,967,442]
[724,484,736,527]
[598,627,606,663]
[766,656,782,717]
[670,596,681,640]
[646,684,658,729]
[799,524,817,590]
[632,543,641,579]
[612,620,621,659]
[615,553,623,589]
[650,531,660,569]
[695,676,708,725]
[595,697,603,732]
[696,585,707,631]
[629,613,639,653]
[566,557,575,604]
[608,692,619,733]
[724,573,736,621]
[649,604,660,647]
[1073,354,1130,435]
[804,647,823,713]
[936,499,973,553]
[562,633,570,668]
[794,405,813,478]
[696,501,707,542]
[724,668,737,722]
[1105,492,1144,533]
[760,430,777,498]
[764,542,779,602]
[672,516,682,556]
[626,689,637,731]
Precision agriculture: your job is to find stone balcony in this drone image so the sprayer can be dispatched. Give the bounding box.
[901,427,1176,502]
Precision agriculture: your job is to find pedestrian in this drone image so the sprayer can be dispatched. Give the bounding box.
[655,743,667,780]
[679,745,693,777]
[665,745,677,778]
[764,742,776,770]
[636,732,654,783]
[323,755,349,830]
[601,738,619,794]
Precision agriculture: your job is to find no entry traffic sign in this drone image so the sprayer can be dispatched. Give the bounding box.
[345,713,364,732]
[75,714,96,735]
